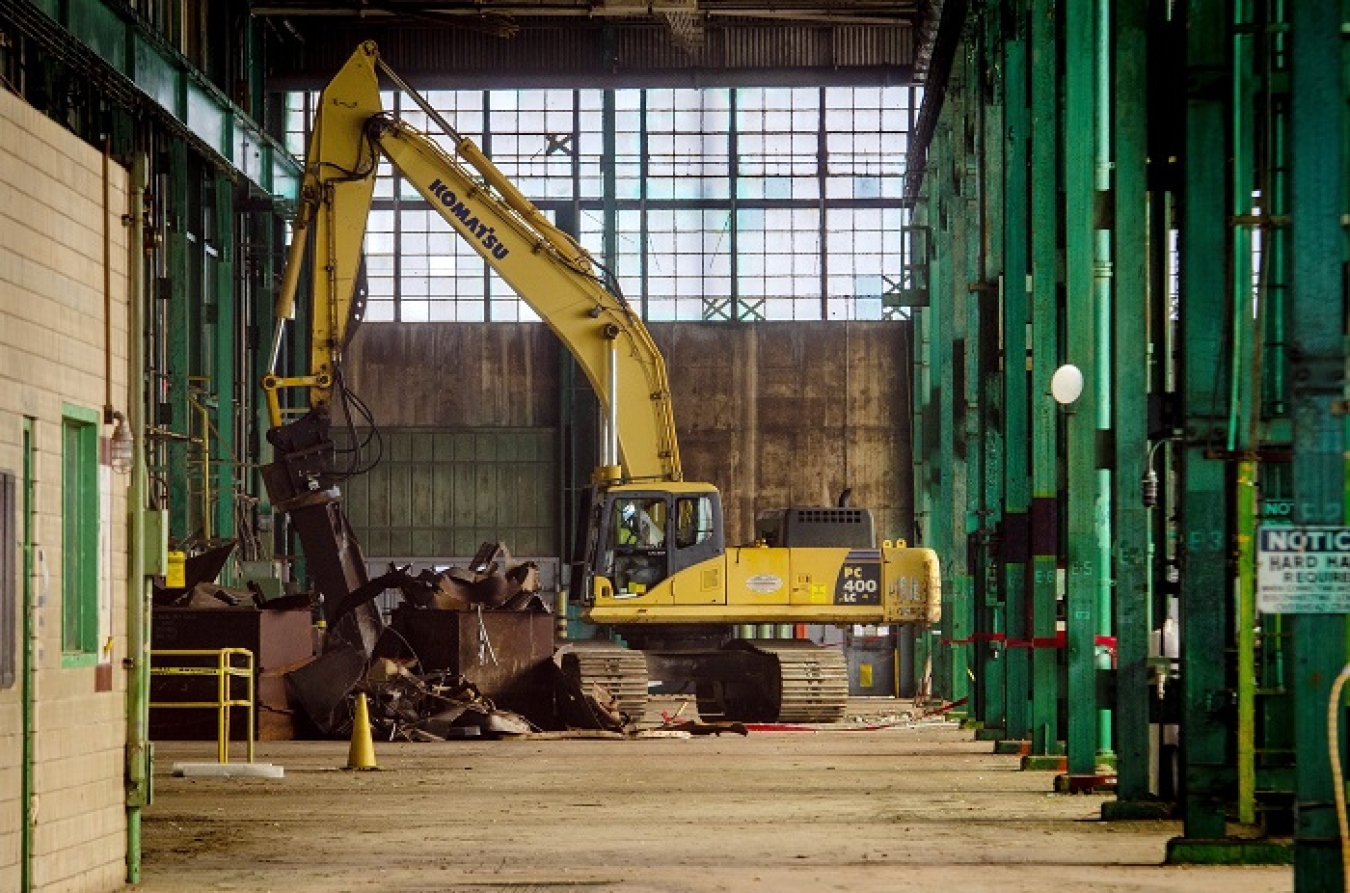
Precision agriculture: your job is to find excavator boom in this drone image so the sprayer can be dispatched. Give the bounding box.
[271,41,681,484]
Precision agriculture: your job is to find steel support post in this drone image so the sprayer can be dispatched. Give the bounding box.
[1288,2,1347,888]
[1106,0,1153,807]
[1228,0,1258,829]
[1063,0,1103,781]
[912,192,936,694]
[212,175,236,544]
[1027,0,1062,759]
[956,52,984,724]
[1171,0,1232,849]
[934,116,966,705]
[976,6,1008,737]
[1001,0,1032,747]
[165,138,192,538]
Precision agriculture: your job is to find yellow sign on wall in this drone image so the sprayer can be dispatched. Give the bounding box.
[166,550,186,589]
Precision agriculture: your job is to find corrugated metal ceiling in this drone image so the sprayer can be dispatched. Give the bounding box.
[256,2,921,88]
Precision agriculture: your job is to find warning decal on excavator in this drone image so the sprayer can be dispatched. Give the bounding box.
[835,550,882,605]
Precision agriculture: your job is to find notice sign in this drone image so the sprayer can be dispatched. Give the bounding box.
[1256,526,1350,614]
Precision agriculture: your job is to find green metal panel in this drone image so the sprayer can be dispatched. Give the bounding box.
[1001,0,1032,744]
[1176,0,1233,844]
[1109,0,1153,804]
[34,0,298,202]
[66,0,125,72]
[341,428,559,562]
[1287,2,1347,888]
[1028,0,1062,757]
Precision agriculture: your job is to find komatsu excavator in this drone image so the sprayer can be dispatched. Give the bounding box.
[264,42,940,727]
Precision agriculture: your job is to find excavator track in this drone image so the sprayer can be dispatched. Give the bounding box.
[696,640,849,724]
[559,645,649,725]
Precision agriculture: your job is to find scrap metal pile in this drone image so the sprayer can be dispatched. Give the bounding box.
[290,542,638,739]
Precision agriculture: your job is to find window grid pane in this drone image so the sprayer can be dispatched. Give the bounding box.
[286,84,919,324]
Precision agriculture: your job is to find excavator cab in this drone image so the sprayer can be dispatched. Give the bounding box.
[576,483,725,607]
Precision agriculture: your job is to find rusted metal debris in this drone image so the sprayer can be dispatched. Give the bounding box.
[353,660,536,741]
[289,542,552,735]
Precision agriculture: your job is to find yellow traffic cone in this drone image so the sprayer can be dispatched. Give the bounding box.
[345,692,379,771]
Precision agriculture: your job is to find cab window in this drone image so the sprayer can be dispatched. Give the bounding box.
[675,496,715,548]
[611,498,667,549]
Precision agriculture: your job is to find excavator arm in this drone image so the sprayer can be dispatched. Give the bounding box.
[267,41,681,485]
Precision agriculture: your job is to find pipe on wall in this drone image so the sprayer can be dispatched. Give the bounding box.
[124,150,151,885]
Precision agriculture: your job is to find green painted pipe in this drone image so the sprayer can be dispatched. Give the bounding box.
[125,151,150,885]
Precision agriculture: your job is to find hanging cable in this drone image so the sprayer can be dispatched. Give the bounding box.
[1327,662,1350,890]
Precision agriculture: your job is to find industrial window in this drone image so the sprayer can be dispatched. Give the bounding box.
[0,469,14,688]
[61,405,100,661]
[286,83,919,323]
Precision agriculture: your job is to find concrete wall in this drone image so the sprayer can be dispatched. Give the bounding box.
[658,322,914,545]
[346,320,913,550]
[0,89,131,892]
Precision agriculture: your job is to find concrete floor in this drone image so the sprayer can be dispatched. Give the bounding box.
[129,699,1291,893]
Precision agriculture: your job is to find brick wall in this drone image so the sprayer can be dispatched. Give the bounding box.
[0,88,131,893]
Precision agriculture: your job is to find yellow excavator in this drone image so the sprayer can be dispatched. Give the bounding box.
[263,42,940,726]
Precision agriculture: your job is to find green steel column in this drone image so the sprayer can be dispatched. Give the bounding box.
[1288,1,1347,887]
[165,139,192,538]
[956,54,983,721]
[934,118,964,703]
[1173,0,1232,847]
[912,192,936,692]
[212,175,236,543]
[954,89,976,711]
[1002,0,1032,745]
[1028,0,1062,758]
[1090,0,1115,768]
[1108,0,1153,805]
[978,6,1008,735]
[252,213,278,513]
[1064,0,1102,779]
[1229,0,1259,829]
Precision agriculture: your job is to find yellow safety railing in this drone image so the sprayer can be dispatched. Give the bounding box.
[150,648,255,763]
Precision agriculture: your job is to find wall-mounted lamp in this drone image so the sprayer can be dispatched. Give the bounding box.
[1050,364,1085,406]
[1140,438,1174,508]
[110,410,134,473]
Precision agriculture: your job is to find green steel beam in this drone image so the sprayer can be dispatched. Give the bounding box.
[1228,0,1259,829]
[1028,0,1062,758]
[912,188,935,692]
[978,9,1007,733]
[251,213,278,518]
[165,139,192,541]
[212,176,236,543]
[956,52,980,718]
[1174,0,1233,846]
[26,0,298,202]
[953,82,975,710]
[1287,2,1347,888]
[1001,0,1032,744]
[1109,0,1153,805]
[934,114,963,703]
[1063,0,1102,779]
